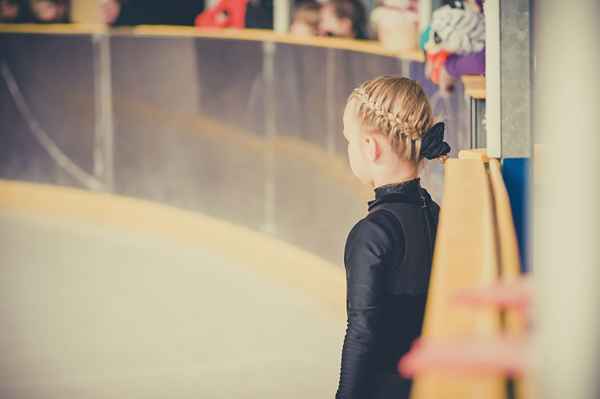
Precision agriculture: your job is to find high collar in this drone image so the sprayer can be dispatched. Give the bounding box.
[368,178,425,211]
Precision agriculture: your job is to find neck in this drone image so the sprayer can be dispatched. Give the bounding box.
[372,170,419,189]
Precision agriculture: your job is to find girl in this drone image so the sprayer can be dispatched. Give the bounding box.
[335,76,450,399]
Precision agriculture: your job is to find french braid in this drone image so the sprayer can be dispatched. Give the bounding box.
[349,76,433,161]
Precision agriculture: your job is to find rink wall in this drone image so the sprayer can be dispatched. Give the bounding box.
[0,24,470,264]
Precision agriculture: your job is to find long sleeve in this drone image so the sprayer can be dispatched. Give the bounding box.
[335,217,393,399]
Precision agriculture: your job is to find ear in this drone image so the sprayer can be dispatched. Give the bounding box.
[362,134,382,162]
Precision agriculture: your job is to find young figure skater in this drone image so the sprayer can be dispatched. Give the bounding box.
[335,76,451,399]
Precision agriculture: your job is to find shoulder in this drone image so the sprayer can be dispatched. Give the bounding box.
[344,211,396,261]
[421,188,440,213]
[429,198,441,214]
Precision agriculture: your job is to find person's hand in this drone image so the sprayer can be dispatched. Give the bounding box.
[438,65,455,93]
[399,336,530,377]
[398,277,533,378]
[454,277,532,319]
[424,59,433,79]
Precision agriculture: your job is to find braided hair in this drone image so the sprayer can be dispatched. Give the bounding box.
[349,76,434,161]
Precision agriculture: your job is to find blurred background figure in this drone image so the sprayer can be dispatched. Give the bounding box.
[100,0,123,26]
[421,0,485,91]
[194,0,272,29]
[194,0,247,28]
[0,0,21,22]
[290,0,320,36]
[318,0,366,39]
[245,0,273,29]
[28,0,70,23]
[370,0,419,51]
[101,0,204,26]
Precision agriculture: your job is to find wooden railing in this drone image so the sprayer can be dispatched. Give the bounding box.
[412,151,528,398]
[462,75,486,100]
[0,23,424,61]
[488,158,533,399]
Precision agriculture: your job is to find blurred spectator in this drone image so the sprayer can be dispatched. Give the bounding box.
[442,0,485,80]
[195,0,246,28]
[0,0,21,22]
[28,0,69,23]
[111,0,204,26]
[370,0,418,51]
[245,0,272,29]
[153,0,205,25]
[318,0,366,39]
[422,0,485,91]
[194,0,272,29]
[101,0,123,25]
[290,0,320,36]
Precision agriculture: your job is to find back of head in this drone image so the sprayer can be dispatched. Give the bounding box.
[349,76,434,161]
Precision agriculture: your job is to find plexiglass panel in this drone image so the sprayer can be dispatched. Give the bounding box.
[0,30,470,264]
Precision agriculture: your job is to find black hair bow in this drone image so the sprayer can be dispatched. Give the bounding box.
[420,122,451,160]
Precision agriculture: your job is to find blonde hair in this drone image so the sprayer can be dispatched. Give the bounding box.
[348,76,434,161]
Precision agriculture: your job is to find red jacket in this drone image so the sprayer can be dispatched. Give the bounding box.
[194,0,248,28]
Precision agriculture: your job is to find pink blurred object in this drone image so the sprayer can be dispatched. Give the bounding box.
[399,336,530,378]
[454,277,532,314]
[398,277,532,378]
